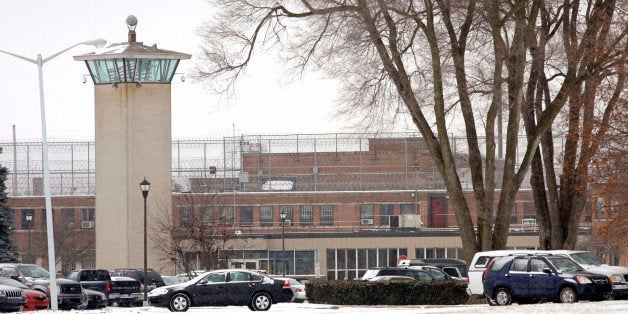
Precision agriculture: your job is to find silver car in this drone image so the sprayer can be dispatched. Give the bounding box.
[272,277,307,302]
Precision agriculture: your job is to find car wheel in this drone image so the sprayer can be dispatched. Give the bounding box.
[494,287,512,306]
[251,292,272,311]
[168,293,191,312]
[559,287,577,303]
[247,303,257,311]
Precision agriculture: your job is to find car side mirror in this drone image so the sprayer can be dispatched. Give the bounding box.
[542,268,552,275]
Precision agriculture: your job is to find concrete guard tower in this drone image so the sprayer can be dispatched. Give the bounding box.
[74,16,190,270]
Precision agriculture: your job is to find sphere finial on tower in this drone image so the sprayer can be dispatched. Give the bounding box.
[127,15,138,43]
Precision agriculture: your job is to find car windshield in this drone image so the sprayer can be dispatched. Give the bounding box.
[569,252,606,266]
[547,256,583,272]
[362,269,379,280]
[17,265,50,278]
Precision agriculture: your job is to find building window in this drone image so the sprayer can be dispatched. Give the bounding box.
[326,248,407,280]
[416,247,461,259]
[360,204,374,225]
[180,206,193,226]
[300,205,313,226]
[260,206,273,227]
[240,206,253,227]
[400,203,414,215]
[201,206,213,223]
[81,208,94,221]
[320,205,334,226]
[279,205,293,221]
[21,209,35,230]
[221,207,235,226]
[295,250,315,275]
[380,204,394,225]
[62,208,75,228]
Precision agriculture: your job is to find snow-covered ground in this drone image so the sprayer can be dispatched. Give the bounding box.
[26,300,628,314]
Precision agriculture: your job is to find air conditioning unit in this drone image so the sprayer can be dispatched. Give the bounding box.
[81,221,95,229]
[360,218,374,225]
[399,214,422,228]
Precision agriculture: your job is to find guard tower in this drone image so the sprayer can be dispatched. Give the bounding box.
[74,16,191,270]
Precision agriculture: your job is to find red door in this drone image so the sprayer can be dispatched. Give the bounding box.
[430,197,446,228]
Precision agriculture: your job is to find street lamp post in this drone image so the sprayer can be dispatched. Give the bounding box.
[25,212,34,263]
[0,38,106,311]
[279,211,287,277]
[140,178,150,306]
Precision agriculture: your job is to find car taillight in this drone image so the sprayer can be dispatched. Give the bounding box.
[106,282,111,292]
[483,259,495,282]
[283,280,291,288]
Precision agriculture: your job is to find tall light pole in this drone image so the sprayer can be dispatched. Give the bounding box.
[140,178,150,306]
[25,212,34,263]
[0,38,107,311]
[279,211,287,277]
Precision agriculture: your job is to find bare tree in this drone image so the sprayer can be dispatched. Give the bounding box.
[151,193,247,275]
[196,1,626,263]
[523,0,627,249]
[30,220,95,269]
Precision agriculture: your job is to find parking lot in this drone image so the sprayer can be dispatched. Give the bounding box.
[32,299,628,313]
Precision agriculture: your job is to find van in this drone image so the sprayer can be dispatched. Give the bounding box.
[466,250,549,297]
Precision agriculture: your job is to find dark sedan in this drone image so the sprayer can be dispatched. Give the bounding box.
[148,269,293,312]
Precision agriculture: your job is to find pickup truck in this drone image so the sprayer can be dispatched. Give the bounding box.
[0,263,86,310]
[64,269,143,306]
[108,276,143,306]
[65,269,111,300]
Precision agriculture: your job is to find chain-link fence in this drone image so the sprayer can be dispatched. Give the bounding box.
[1,132,561,196]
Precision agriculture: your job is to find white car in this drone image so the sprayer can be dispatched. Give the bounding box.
[553,250,628,299]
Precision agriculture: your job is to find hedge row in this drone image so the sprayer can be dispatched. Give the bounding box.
[304,280,468,305]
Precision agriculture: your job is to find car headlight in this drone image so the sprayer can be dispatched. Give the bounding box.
[0,291,6,297]
[576,276,592,284]
[148,287,170,296]
[610,275,625,283]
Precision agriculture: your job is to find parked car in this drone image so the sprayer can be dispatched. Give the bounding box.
[110,268,165,292]
[272,277,306,302]
[466,250,548,297]
[65,269,112,300]
[83,288,108,309]
[398,258,468,280]
[405,265,454,280]
[0,263,86,310]
[0,277,49,311]
[552,250,628,299]
[361,267,440,281]
[483,254,612,305]
[368,276,416,282]
[0,283,27,312]
[148,269,293,311]
[108,276,143,306]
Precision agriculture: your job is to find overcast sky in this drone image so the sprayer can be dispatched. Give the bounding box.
[0,0,361,142]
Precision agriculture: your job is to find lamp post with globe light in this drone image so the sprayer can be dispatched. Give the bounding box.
[25,212,34,263]
[0,38,107,310]
[140,178,150,305]
[280,211,287,277]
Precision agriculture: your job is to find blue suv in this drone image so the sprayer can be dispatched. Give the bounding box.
[483,254,611,305]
